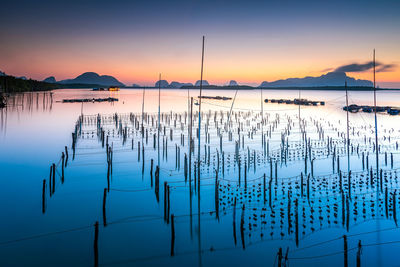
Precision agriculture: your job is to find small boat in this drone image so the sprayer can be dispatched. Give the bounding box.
[93,87,105,91]
[388,108,400,115]
[108,86,120,92]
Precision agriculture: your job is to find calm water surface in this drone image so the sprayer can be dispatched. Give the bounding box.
[1,88,400,266]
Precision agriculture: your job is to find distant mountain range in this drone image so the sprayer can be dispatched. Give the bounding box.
[43,72,125,87]
[4,70,375,89]
[154,80,193,88]
[259,72,372,88]
[152,74,372,89]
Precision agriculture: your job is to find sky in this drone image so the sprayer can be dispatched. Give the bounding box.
[0,0,399,87]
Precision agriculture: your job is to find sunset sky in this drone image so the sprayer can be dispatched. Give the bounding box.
[1,0,399,87]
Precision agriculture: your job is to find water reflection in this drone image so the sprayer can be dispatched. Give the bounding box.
[1,89,400,266]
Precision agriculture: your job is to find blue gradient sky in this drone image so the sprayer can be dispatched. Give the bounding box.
[1,0,399,87]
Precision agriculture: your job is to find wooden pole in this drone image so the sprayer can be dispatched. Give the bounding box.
[42,179,46,214]
[233,197,237,245]
[171,214,175,256]
[344,235,348,267]
[158,74,161,165]
[373,49,379,190]
[102,188,107,226]
[94,221,99,267]
[240,204,245,250]
[357,240,362,267]
[197,36,205,198]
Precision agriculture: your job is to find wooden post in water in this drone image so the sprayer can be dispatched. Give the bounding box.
[94,221,99,267]
[141,86,145,137]
[373,49,380,191]
[385,187,388,218]
[394,190,397,226]
[344,235,348,267]
[277,247,283,267]
[240,204,245,250]
[171,214,175,256]
[102,188,107,226]
[197,36,205,199]
[357,240,362,267]
[65,146,69,167]
[61,152,65,183]
[150,159,154,187]
[295,199,299,247]
[158,74,161,165]
[263,173,266,204]
[49,165,53,197]
[164,182,168,222]
[155,166,160,202]
[215,170,219,221]
[42,179,46,214]
[233,197,237,246]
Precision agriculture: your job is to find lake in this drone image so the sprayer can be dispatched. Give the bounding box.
[1,88,400,266]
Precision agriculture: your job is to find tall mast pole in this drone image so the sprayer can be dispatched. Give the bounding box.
[197,36,205,267]
[299,89,301,139]
[158,74,161,165]
[141,86,145,137]
[373,49,379,189]
[261,87,264,147]
[197,36,205,194]
[345,80,351,199]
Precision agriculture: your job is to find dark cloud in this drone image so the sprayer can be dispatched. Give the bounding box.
[320,67,333,72]
[376,63,396,72]
[335,61,397,73]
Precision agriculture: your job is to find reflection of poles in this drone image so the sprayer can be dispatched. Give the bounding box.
[197,35,205,267]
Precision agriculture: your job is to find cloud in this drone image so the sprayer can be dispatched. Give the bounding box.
[334,61,397,73]
[320,67,333,72]
[376,63,396,72]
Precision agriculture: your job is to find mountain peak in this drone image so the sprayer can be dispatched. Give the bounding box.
[155,80,169,88]
[195,80,209,86]
[228,80,238,86]
[259,72,372,88]
[43,76,56,83]
[59,72,124,87]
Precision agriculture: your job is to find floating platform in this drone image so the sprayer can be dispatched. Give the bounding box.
[343,104,400,115]
[198,95,232,101]
[62,97,118,103]
[265,98,325,106]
